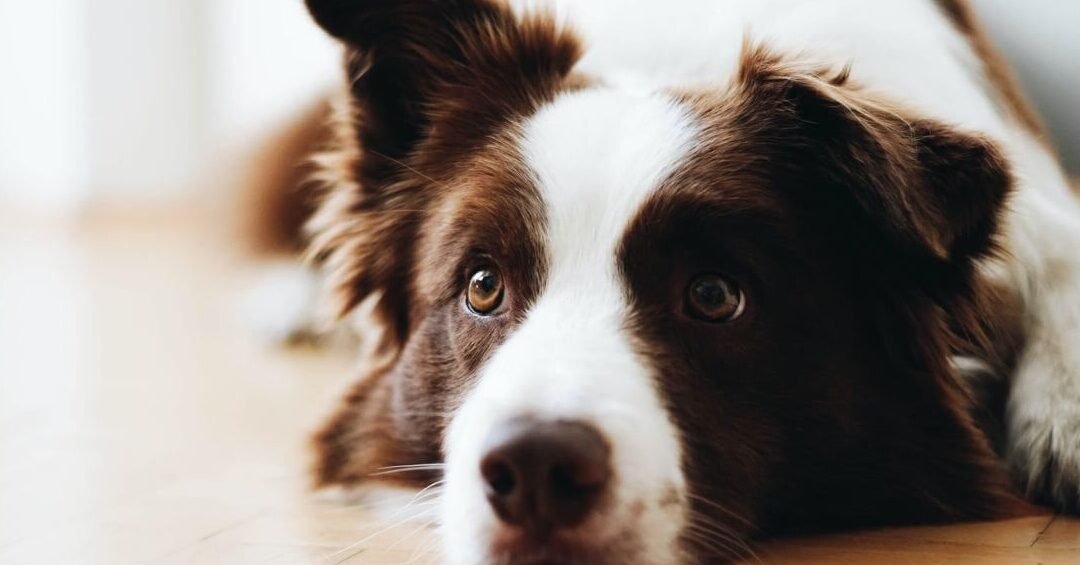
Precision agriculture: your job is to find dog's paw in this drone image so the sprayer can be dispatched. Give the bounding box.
[1006,340,1080,512]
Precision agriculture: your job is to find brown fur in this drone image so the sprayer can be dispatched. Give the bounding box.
[313,363,440,488]
[239,97,334,255]
[958,278,1028,457]
[311,134,553,489]
[645,47,1031,546]
[297,3,1038,563]
[304,0,581,355]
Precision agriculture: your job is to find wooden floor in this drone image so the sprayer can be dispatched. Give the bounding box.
[1,209,1078,564]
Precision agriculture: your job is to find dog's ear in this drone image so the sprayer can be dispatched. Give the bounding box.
[306,0,580,185]
[736,47,1012,268]
[729,49,1027,521]
[305,1,579,352]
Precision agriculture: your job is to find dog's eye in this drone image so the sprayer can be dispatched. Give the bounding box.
[467,267,505,315]
[686,274,745,322]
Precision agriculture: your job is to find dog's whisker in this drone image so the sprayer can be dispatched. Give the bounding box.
[374,462,447,471]
[333,480,444,520]
[682,507,760,561]
[684,519,741,547]
[685,492,756,529]
[414,479,446,495]
[330,481,442,558]
[325,505,437,561]
[364,470,444,480]
[406,480,446,508]
[683,508,758,560]
[403,522,443,565]
[366,469,444,478]
[682,525,750,564]
[383,480,446,517]
[369,463,447,478]
[385,516,439,552]
[334,498,439,517]
[681,527,735,560]
[687,516,760,564]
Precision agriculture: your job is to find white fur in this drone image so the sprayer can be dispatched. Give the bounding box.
[1001,181,1080,505]
[441,89,698,564]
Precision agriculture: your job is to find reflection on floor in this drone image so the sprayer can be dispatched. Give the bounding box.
[0,209,1077,564]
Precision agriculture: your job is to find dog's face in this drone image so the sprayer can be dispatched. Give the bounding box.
[305,1,1025,562]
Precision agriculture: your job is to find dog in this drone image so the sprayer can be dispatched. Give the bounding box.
[253,0,1080,562]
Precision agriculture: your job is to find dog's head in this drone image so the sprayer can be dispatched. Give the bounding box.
[305,1,1025,562]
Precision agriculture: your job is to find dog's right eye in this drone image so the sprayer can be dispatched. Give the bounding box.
[467,267,505,315]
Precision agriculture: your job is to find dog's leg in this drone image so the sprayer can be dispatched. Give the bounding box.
[1000,175,1080,511]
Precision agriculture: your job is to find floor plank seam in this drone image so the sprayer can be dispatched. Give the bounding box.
[1031,514,1058,547]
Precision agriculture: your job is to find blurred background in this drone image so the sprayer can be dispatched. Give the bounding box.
[0,0,338,213]
[0,0,1077,214]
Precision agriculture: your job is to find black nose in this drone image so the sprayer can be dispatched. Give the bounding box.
[479,419,611,540]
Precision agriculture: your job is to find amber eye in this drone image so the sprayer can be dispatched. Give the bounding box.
[686,274,745,322]
[466,268,505,315]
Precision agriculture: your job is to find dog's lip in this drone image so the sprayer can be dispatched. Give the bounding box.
[490,550,606,565]
[489,526,614,565]
[495,556,574,565]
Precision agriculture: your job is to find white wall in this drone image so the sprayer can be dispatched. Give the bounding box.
[0,0,90,209]
[971,0,1080,173]
[85,0,211,202]
[209,0,339,148]
[0,0,338,210]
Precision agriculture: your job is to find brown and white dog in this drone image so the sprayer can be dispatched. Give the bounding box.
[254,0,1080,562]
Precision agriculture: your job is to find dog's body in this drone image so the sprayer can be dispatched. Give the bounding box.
[259,1,1080,562]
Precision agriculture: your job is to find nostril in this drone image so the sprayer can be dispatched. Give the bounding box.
[550,465,582,498]
[481,457,517,497]
[550,457,608,499]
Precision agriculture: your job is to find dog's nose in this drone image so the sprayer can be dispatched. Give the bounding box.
[479,419,611,539]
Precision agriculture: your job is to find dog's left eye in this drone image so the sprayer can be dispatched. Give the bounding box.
[686,273,745,322]
[466,267,505,315]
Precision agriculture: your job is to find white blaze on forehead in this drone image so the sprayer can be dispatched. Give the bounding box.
[441,88,699,564]
[526,88,700,274]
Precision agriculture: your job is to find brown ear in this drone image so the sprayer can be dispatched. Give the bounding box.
[306,0,580,185]
[313,366,440,489]
[737,47,1012,267]
[304,0,579,352]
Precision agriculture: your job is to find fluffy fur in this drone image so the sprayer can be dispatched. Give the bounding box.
[250,0,1080,562]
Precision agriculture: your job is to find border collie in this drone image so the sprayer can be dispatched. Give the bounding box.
[257,1,1080,562]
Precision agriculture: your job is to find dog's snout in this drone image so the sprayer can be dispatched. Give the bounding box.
[479,419,611,539]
